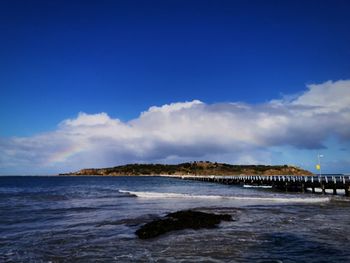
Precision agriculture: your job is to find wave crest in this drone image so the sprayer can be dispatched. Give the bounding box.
[118,190,329,203]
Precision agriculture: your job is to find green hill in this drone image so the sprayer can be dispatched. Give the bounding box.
[60,161,313,176]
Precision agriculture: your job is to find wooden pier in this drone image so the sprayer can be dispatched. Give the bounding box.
[177,175,350,196]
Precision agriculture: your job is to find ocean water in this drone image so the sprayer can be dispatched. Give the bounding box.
[1,176,350,263]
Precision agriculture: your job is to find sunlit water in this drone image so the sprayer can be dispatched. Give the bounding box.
[1,176,350,262]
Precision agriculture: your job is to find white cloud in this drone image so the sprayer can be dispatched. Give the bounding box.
[145,100,203,114]
[292,80,350,112]
[1,80,350,174]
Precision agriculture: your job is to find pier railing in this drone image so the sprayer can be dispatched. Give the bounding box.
[173,175,350,196]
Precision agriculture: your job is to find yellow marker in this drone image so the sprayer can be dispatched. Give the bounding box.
[316,164,321,170]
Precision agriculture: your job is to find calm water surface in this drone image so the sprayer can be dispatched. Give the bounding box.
[1,176,350,262]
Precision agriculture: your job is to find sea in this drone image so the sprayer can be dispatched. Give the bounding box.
[1,176,350,263]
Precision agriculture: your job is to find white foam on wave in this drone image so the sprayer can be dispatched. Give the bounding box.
[118,190,330,203]
[243,185,272,189]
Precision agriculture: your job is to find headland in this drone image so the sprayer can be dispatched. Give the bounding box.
[59,161,312,176]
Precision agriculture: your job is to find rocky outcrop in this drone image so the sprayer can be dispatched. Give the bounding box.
[135,210,232,239]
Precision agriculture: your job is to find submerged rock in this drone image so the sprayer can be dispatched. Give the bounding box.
[136,210,232,239]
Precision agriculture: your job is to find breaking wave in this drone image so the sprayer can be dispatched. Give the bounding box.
[118,190,329,203]
[243,185,273,189]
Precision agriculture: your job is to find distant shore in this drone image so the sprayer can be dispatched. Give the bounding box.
[59,161,313,176]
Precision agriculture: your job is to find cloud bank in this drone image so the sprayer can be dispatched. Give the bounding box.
[1,80,350,174]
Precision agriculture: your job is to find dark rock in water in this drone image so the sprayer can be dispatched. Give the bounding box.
[136,210,232,239]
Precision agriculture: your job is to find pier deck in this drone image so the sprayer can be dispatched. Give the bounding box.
[176,175,350,196]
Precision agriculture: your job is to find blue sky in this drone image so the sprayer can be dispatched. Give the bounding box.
[1,0,350,174]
